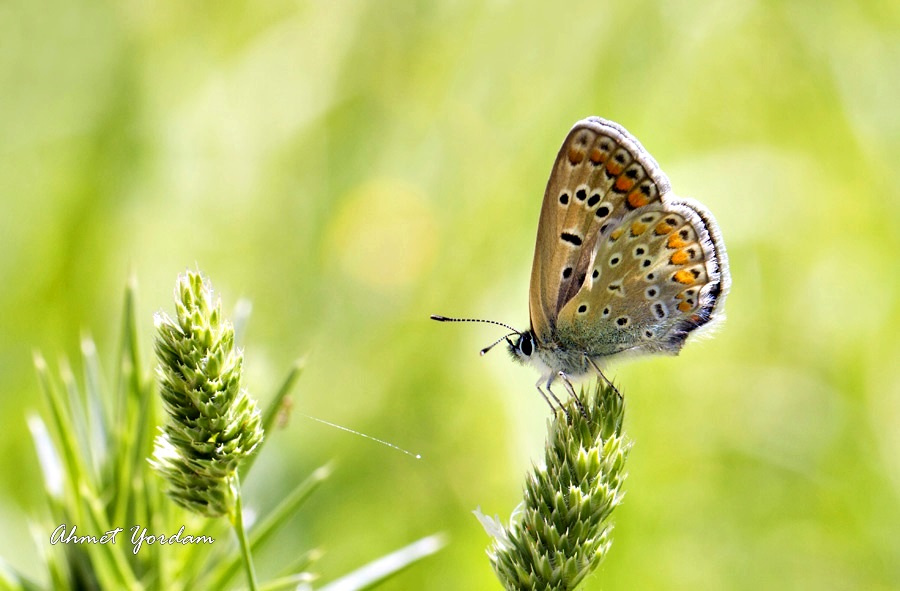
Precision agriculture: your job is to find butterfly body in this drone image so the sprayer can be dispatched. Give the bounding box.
[507,329,593,379]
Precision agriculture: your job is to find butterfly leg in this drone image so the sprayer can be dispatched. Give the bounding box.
[535,377,568,419]
[558,371,588,419]
[586,358,623,399]
[533,378,558,413]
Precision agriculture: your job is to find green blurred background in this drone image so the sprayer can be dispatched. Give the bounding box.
[2,0,899,588]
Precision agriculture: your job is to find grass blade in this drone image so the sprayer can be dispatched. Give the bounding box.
[315,534,447,591]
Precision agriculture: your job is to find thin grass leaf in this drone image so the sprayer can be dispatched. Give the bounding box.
[141,476,169,591]
[112,285,151,530]
[123,373,156,522]
[28,415,64,501]
[260,572,317,591]
[274,548,322,579]
[34,354,88,501]
[111,398,138,529]
[248,464,331,550]
[312,534,447,591]
[203,464,331,589]
[112,277,151,528]
[118,275,143,409]
[59,357,95,483]
[259,359,306,435]
[79,482,142,590]
[82,337,112,480]
[241,359,305,479]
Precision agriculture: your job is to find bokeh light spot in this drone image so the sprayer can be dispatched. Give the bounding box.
[326,180,438,290]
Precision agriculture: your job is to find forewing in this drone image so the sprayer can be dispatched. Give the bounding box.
[529,117,672,343]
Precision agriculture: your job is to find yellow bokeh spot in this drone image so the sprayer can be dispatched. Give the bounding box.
[326,180,437,290]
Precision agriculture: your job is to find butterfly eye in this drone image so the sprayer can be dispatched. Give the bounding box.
[519,334,533,357]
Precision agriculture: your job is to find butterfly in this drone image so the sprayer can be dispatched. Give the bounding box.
[433,117,730,410]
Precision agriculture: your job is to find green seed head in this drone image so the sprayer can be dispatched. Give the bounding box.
[151,271,263,517]
[477,381,629,590]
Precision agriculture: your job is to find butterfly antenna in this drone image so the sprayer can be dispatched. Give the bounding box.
[479,332,519,356]
[429,315,521,335]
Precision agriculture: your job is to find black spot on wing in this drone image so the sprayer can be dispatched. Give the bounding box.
[560,232,583,246]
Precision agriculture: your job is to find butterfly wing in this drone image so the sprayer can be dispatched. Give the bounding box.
[528,117,672,345]
[555,198,730,358]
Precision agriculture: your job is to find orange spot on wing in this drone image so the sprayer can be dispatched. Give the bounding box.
[606,161,623,176]
[667,234,688,249]
[590,148,605,163]
[655,222,673,235]
[673,270,695,284]
[678,301,693,312]
[610,227,624,240]
[627,190,649,209]
[568,147,584,164]
[615,176,634,192]
[669,250,689,265]
[630,221,648,236]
